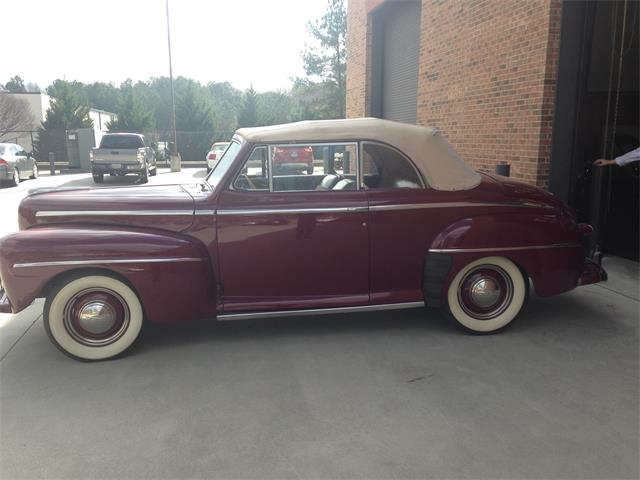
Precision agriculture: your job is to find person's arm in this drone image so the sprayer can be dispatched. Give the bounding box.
[593,147,640,167]
[614,147,640,167]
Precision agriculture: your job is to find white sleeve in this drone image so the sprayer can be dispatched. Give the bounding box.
[614,147,640,167]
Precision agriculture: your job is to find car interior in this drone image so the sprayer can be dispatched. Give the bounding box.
[233,142,422,192]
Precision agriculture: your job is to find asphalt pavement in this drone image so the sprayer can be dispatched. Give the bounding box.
[0,170,638,479]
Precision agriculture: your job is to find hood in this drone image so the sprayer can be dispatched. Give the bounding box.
[18,184,196,232]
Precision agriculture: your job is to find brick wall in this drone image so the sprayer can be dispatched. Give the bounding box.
[346,0,563,188]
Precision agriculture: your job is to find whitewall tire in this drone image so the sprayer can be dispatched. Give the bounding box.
[443,256,527,333]
[44,275,144,360]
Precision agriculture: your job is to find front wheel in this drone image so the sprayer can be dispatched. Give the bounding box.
[44,274,144,361]
[442,256,527,333]
[30,163,38,179]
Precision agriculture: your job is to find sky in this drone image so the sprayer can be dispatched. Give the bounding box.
[5,0,329,92]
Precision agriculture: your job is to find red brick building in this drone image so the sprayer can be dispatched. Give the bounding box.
[346,0,639,259]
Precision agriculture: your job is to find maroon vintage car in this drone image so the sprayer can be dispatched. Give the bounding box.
[0,118,606,360]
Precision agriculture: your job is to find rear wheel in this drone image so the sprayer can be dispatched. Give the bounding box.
[10,168,19,186]
[44,274,144,361]
[442,256,527,333]
[30,163,38,179]
[140,162,149,183]
[92,172,104,183]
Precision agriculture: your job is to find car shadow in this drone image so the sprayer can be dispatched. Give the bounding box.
[136,307,443,354]
[132,291,630,356]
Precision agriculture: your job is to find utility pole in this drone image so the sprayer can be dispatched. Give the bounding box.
[166,0,180,171]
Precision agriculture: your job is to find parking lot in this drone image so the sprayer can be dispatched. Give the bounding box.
[0,170,638,478]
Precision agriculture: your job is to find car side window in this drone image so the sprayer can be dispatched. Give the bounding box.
[272,143,358,192]
[233,146,269,191]
[361,142,423,189]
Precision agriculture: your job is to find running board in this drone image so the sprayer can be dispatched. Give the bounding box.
[217,301,425,321]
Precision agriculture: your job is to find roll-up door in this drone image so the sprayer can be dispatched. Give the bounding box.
[380,1,421,124]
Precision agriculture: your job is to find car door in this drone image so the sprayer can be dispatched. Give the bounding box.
[361,141,446,304]
[216,142,370,312]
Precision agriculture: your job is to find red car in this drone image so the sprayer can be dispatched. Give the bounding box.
[272,145,314,174]
[0,118,606,360]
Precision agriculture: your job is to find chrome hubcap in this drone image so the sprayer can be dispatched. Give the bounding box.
[63,288,130,346]
[78,301,117,334]
[458,265,514,320]
[470,278,501,307]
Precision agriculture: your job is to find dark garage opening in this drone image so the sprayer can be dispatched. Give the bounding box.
[550,0,639,261]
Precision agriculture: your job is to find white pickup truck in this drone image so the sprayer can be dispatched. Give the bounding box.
[90,133,157,183]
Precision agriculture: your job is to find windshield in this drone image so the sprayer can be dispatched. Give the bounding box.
[206,141,242,189]
[100,135,144,149]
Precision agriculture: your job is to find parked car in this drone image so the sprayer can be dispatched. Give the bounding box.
[90,133,157,183]
[0,118,606,360]
[206,142,230,172]
[272,145,314,174]
[0,143,38,187]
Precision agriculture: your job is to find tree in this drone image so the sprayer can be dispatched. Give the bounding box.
[4,76,27,93]
[25,82,42,93]
[175,80,215,160]
[238,87,258,128]
[208,81,243,137]
[299,0,347,118]
[257,90,294,126]
[106,80,155,133]
[85,82,120,112]
[34,81,93,161]
[0,94,35,142]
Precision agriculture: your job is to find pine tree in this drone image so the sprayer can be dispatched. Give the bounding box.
[107,80,155,133]
[299,0,346,118]
[34,81,92,161]
[238,87,259,128]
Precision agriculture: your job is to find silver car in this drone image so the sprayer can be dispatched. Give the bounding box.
[0,143,38,187]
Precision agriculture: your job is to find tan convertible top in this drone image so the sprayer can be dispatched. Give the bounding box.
[236,118,481,191]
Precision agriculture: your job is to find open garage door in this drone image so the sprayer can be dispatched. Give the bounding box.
[550,0,639,261]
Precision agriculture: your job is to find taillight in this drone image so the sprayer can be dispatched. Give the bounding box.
[0,158,7,166]
[207,153,216,160]
[304,146,312,152]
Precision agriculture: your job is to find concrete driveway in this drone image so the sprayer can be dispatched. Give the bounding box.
[0,171,638,479]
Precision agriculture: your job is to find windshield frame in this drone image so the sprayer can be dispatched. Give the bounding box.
[203,139,243,191]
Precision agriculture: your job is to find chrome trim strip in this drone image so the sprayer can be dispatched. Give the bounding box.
[369,202,551,212]
[35,210,194,217]
[217,301,425,321]
[428,243,581,254]
[217,206,369,216]
[13,257,204,268]
[195,210,216,215]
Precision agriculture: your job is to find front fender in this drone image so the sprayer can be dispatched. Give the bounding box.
[428,212,585,298]
[0,226,216,323]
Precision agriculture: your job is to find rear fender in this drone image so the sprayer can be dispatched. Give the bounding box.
[0,226,217,323]
[427,213,585,300]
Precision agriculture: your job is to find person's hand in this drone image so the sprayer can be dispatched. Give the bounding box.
[593,158,616,167]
